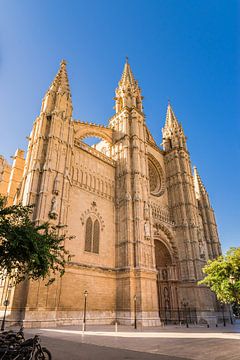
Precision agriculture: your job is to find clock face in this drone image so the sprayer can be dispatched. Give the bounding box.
[148,157,164,197]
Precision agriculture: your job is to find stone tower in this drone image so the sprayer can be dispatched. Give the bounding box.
[193,166,221,259]
[162,103,221,312]
[109,60,159,325]
[12,61,75,323]
[19,60,73,223]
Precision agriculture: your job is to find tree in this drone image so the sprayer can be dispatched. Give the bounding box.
[0,196,72,285]
[199,247,240,305]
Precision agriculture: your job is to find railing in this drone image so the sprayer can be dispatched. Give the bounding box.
[158,307,197,325]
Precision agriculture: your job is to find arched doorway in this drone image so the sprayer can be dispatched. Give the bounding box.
[154,239,180,324]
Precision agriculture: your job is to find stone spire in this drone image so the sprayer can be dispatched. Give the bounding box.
[49,60,70,94]
[119,57,137,89]
[165,102,179,129]
[115,58,143,113]
[193,166,221,258]
[193,166,205,199]
[193,166,210,206]
[162,103,187,151]
[41,60,72,116]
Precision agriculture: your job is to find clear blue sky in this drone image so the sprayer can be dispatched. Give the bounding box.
[0,1,239,252]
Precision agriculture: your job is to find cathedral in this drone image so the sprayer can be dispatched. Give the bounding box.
[0,60,222,327]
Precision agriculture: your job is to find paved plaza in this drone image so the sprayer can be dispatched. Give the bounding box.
[25,323,240,360]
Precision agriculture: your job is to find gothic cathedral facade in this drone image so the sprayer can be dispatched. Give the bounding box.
[0,60,222,327]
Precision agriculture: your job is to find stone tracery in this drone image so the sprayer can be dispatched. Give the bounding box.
[148,153,165,197]
[80,203,105,231]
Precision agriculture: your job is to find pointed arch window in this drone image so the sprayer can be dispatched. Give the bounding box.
[85,217,92,252]
[84,217,100,254]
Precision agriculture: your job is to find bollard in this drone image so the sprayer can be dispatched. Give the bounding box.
[115,321,118,332]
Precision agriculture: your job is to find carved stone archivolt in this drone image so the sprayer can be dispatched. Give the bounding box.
[148,153,165,197]
[80,202,105,231]
[153,221,178,260]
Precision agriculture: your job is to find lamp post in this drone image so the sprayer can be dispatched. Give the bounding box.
[1,299,10,331]
[83,290,88,332]
[229,274,239,304]
[229,306,233,325]
[175,287,181,325]
[229,275,237,324]
[134,295,137,329]
[221,303,226,327]
[181,300,189,328]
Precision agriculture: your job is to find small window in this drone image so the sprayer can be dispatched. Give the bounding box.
[85,217,92,252]
[84,217,100,254]
[93,219,100,253]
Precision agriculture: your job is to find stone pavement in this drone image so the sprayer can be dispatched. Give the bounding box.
[25,324,240,360]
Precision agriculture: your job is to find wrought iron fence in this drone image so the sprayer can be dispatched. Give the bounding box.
[158,307,197,325]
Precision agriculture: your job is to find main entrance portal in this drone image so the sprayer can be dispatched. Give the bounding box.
[154,239,180,324]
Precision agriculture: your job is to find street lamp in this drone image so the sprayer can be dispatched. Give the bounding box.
[229,275,237,324]
[134,295,137,329]
[181,300,189,328]
[83,290,88,332]
[220,303,226,327]
[175,287,181,325]
[229,275,237,299]
[1,299,10,331]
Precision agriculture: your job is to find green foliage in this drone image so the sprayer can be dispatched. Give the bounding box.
[198,247,240,304]
[0,196,72,285]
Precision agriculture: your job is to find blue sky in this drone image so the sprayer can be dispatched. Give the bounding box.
[0,1,239,252]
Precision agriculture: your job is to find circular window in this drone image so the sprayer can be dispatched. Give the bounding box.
[148,157,164,197]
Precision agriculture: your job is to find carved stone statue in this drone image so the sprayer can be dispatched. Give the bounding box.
[49,195,58,219]
[199,241,206,259]
[144,221,150,237]
[53,173,61,195]
[125,192,132,201]
[144,202,150,220]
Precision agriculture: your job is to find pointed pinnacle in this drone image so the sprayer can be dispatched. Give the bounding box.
[165,102,179,129]
[193,166,207,197]
[49,59,70,94]
[193,166,201,199]
[119,59,137,88]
